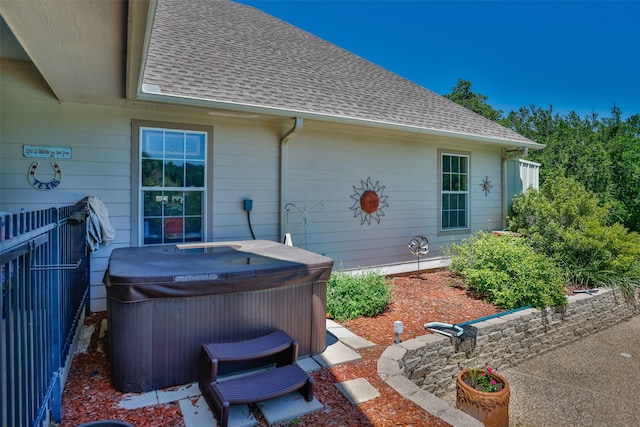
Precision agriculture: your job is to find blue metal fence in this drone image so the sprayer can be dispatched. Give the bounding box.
[1,204,89,427]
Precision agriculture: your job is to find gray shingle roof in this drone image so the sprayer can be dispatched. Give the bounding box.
[142,0,539,146]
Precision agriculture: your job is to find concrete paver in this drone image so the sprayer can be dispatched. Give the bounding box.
[312,340,362,368]
[257,393,323,425]
[335,378,380,405]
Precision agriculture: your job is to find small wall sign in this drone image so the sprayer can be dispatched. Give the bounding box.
[23,145,72,159]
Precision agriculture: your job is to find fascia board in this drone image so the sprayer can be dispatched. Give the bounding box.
[136,89,545,150]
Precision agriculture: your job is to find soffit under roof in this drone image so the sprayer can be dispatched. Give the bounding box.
[0,0,126,105]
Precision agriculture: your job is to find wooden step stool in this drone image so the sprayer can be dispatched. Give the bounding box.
[198,330,314,427]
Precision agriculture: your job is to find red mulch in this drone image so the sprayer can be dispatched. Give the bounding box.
[62,270,502,426]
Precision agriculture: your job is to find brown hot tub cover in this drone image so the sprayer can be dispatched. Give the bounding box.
[105,240,333,302]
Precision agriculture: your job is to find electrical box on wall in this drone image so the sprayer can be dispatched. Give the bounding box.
[244,199,253,212]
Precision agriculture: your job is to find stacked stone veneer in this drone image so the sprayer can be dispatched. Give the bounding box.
[377,288,639,425]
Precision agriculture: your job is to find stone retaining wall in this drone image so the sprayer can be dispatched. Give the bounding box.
[377,288,639,426]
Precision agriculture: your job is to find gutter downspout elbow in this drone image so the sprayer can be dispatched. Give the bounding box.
[280,117,303,241]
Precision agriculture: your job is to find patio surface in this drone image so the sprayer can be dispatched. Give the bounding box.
[440,314,640,426]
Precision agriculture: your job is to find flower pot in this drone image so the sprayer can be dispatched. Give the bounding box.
[456,369,510,427]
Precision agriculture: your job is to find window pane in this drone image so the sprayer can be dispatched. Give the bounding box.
[186,133,205,160]
[164,192,183,217]
[165,131,185,159]
[458,195,466,209]
[186,161,205,187]
[458,211,467,228]
[184,191,202,216]
[164,217,184,242]
[450,195,458,209]
[143,191,164,216]
[143,218,162,245]
[442,194,449,210]
[142,129,164,159]
[164,160,184,187]
[442,174,450,191]
[452,157,459,173]
[460,156,468,173]
[452,175,459,191]
[185,217,202,242]
[442,208,449,228]
[449,211,457,228]
[460,174,467,191]
[142,159,163,187]
[442,155,451,173]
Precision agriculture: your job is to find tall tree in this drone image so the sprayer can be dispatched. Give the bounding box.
[443,79,503,121]
[601,109,640,230]
[445,80,640,231]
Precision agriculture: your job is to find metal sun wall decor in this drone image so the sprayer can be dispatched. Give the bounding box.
[350,177,389,225]
[481,176,493,196]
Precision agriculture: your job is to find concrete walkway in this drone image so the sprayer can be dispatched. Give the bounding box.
[505,314,640,427]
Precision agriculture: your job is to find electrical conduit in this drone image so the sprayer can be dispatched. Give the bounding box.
[280,117,303,242]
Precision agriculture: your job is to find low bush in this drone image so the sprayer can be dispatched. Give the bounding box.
[509,176,640,291]
[326,270,393,322]
[448,232,567,309]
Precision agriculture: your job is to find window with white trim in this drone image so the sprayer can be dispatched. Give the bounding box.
[138,126,207,245]
[441,152,469,230]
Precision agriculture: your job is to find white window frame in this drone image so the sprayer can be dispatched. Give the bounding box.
[131,120,213,246]
[438,150,470,233]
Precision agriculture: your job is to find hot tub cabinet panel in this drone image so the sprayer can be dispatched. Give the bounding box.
[106,241,333,393]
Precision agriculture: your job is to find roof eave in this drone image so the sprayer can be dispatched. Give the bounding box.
[136,89,545,150]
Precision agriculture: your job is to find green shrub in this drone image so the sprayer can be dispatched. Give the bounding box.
[509,176,640,290]
[448,232,567,309]
[326,270,393,322]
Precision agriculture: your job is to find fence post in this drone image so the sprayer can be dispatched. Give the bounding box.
[49,208,63,423]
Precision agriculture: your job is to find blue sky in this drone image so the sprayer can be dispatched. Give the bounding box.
[237,1,640,119]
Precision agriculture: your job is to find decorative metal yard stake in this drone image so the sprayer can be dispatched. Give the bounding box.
[408,235,429,273]
[284,202,324,249]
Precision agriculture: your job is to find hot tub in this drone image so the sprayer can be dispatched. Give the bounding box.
[105,240,333,392]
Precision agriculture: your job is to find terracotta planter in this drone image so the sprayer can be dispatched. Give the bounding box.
[456,369,510,427]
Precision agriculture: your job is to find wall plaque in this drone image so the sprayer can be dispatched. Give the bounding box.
[23,145,72,159]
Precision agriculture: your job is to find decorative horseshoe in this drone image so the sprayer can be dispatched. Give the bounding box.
[28,161,63,190]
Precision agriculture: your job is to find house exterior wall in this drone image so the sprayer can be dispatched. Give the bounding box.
[283,125,504,267]
[2,59,505,311]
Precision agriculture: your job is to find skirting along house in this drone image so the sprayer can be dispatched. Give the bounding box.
[1,0,542,312]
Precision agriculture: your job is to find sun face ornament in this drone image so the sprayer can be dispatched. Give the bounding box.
[350,177,389,225]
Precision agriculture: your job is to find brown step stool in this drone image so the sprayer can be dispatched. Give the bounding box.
[198,330,314,427]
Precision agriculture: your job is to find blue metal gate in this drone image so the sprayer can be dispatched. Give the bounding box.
[1,204,89,427]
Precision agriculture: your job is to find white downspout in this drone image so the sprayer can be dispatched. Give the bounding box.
[280,117,304,241]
